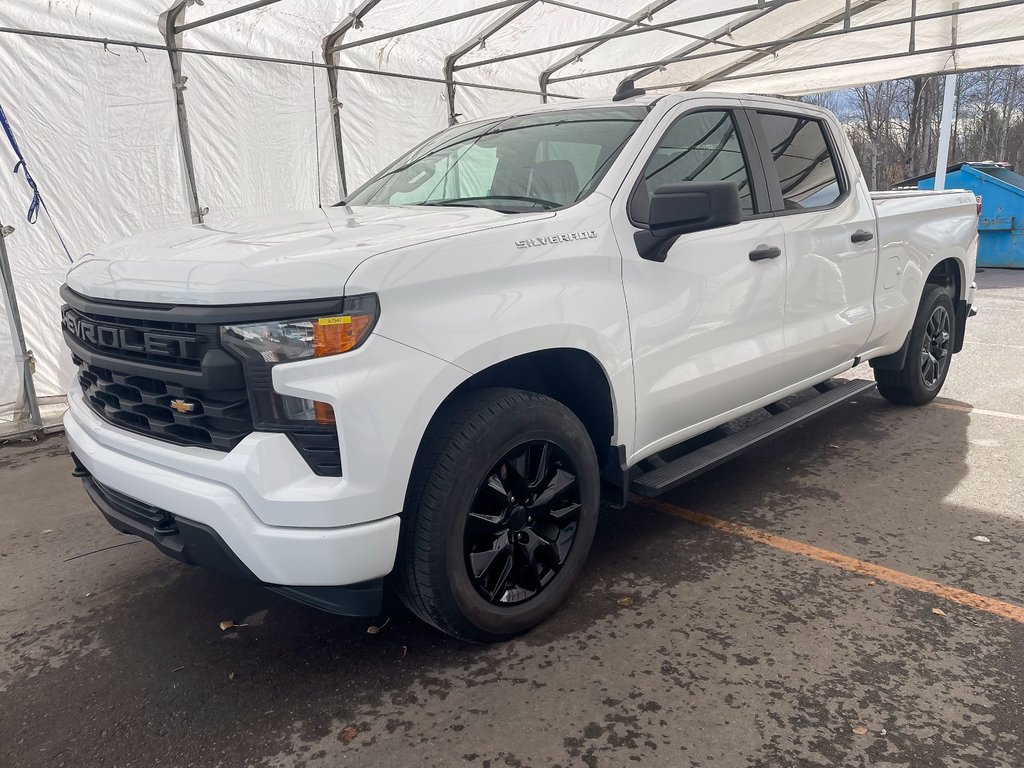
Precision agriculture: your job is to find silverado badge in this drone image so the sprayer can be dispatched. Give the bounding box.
[514,230,598,249]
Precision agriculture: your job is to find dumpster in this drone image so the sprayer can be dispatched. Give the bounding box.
[899,162,1023,268]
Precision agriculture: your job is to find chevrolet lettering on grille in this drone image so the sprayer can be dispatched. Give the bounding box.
[61,307,195,359]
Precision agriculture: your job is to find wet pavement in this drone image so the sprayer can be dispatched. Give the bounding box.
[2,269,1023,768]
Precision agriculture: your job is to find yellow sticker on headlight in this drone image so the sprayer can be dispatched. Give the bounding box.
[318,316,352,325]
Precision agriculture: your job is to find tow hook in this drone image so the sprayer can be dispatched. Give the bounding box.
[70,453,91,478]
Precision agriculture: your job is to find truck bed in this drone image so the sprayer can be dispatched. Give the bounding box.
[865,187,978,356]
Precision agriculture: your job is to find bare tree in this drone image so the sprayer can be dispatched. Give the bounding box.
[814,65,1024,190]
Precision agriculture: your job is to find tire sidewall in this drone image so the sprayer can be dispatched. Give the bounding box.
[435,398,600,638]
[908,286,956,401]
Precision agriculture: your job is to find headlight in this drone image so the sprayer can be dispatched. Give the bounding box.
[220,294,379,427]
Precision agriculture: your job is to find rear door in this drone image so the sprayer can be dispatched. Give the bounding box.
[612,102,789,458]
[747,107,877,379]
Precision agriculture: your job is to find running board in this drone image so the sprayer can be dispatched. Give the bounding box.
[632,379,876,497]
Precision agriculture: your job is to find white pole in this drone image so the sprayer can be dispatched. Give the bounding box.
[934,73,958,191]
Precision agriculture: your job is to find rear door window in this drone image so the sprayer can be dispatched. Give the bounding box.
[756,112,844,210]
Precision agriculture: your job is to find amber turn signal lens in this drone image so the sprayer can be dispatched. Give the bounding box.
[314,315,373,357]
[310,313,373,425]
[314,401,336,426]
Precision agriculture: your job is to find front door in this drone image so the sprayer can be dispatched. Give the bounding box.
[612,105,789,460]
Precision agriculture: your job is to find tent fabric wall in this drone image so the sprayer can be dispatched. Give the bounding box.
[2,0,1023,412]
[0,21,191,413]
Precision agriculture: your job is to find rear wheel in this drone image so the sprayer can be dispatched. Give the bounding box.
[875,284,955,406]
[396,388,600,642]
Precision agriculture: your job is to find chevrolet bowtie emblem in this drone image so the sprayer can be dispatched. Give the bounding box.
[169,399,196,414]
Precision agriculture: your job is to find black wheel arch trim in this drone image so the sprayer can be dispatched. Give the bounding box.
[871,261,971,370]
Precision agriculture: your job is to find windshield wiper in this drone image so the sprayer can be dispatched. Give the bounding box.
[419,195,560,211]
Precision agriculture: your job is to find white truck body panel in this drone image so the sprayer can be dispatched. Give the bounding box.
[865,189,980,356]
[63,92,978,593]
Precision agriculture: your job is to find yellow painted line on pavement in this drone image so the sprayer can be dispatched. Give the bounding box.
[931,401,1024,421]
[634,496,1024,625]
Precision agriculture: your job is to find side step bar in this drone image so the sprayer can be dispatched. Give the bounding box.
[632,379,877,497]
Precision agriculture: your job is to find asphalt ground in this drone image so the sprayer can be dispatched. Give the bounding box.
[2,269,1023,768]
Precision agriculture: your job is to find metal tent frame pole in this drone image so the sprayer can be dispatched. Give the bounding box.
[323,0,382,197]
[643,34,1022,91]
[461,1,802,76]
[160,1,206,225]
[158,0,287,224]
[623,5,781,86]
[539,0,680,103]
[444,0,539,124]
[0,26,581,99]
[175,0,284,33]
[327,0,530,54]
[679,0,882,91]
[0,219,42,433]
[540,0,1019,87]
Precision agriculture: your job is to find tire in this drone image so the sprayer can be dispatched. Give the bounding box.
[395,388,600,642]
[875,284,956,406]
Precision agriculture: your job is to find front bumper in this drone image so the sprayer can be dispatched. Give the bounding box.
[75,465,384,615]
[65,395,401,591]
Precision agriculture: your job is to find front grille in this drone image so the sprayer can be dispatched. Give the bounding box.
[61,305,213,370]
[62,286,344,473]
[76,358,252,450]
[63,288,254,452]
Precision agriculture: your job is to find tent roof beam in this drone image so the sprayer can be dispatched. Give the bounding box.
[456,1,799,73]
[538,0,681,101]
[323,0,383,54]
[328,0,532,54]
[679,0,883,92]
[546,0,1021,85]
[541,0,749,48]
[624,4,784,85]
[0,25,579,99]
[174,0,285,34]
[646,32,1024,92]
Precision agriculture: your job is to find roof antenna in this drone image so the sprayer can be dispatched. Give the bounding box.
[613,78,646,101]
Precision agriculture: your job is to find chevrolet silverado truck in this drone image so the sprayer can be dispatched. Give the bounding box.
[62,88,978,641]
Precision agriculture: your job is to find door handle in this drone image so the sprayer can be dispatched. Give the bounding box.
[851,229,874,243]
[748,245,782,262]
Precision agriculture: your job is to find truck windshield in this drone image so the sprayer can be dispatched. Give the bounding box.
[343,107,648,213]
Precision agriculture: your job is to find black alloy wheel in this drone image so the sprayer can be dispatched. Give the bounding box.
[874,284,956,406]
[395,388,600,642]
[465,440,581,605]
[921,304,952,389]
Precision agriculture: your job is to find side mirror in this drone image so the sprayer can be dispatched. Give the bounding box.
[634,181,743,262]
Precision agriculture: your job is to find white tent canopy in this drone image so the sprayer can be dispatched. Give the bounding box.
[2,0,1023,423]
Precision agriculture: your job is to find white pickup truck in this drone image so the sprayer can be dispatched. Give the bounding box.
[62,89,978,641]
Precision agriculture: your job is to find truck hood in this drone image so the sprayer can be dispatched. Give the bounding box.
[66,205,534,305]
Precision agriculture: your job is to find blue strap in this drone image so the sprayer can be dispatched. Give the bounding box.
[0,101,73,261]
[0,102,40,223]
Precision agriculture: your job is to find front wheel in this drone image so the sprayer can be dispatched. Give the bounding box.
[875,284,956,406]
[395,388,600,642]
